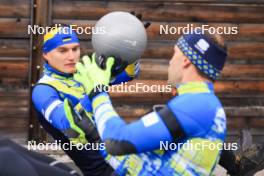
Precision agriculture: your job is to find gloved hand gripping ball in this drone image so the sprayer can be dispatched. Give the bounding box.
[74,54,114,94]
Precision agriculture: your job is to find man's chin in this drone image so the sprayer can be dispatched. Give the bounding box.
[64,68,76,74]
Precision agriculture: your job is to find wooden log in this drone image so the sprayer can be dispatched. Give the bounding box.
[249,117,264,128]
[0,78,28,89]
[139,59,264,80]
[0,89,28,97]
[115,105,264,118]
[0,39,29,57]
[227,117,248,129]
[0,60,29,78]
[0,98,27,107]
[54,20,264,42]
[28,0,52,142]
[0,107,27,117]
[225,106,264,117]
[0,18,30,38]
[2,58,264,84]
[0,115,28,131]
[109,80,264,99]
[114,105,260,129]
[85,0,264,4]
[0,39,262,62]
[2,73,264,95]
[0,0,30,18]
[80,41,264,60]
[53,1,264,23]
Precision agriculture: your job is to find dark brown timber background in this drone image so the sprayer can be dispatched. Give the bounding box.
[0,0,264,152]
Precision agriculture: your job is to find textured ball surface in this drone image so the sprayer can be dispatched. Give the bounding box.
[92,11,147,64]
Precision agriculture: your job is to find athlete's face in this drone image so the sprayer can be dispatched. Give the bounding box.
[43,43,80,74]
[168,46,185,86]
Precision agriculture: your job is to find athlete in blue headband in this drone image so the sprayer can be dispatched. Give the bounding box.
[68,30,229,175]
[32,26,140,176]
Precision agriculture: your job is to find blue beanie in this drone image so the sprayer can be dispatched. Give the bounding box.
[43,26,79,53]
[176,31,227,80]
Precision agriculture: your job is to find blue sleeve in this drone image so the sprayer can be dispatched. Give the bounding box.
[32,84,70,130]
[92,92,173,154]
[167,94,214,138]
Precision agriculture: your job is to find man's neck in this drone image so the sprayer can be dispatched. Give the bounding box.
[180,66,212,84]
[181,74,211,84]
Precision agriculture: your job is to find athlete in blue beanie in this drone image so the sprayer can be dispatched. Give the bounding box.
[32,25,140,176]
[71,29,229,175]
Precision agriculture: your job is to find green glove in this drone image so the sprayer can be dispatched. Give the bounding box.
[74,53,115,94]
[64,98,100,144]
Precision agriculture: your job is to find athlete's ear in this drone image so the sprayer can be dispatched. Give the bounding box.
[43,53,50,62]
[182,56,192,68]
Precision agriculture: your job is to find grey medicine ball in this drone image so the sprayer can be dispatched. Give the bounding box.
[92,11,147,64]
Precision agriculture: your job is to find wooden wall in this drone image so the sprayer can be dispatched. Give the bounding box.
[0,0,264,147]
[0,0,30,142]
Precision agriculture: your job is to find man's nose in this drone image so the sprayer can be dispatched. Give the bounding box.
[67,50,75,60]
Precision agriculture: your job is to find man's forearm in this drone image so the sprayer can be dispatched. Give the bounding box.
[91,92,174,155]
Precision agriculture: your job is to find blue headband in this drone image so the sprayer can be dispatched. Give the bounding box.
[43,26,79,53]
[176,32,227,80]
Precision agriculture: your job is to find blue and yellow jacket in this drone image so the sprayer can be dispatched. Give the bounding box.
[91,82,227,176]
[32,62,135,176]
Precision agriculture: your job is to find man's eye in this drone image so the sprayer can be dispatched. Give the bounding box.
[72,47,78,51]
[59,50,66,53]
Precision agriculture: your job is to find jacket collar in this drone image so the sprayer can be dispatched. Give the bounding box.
[176,82,214,95]
[43,62,72,79]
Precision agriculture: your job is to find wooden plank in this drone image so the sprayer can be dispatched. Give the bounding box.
[115,105,264,118]
[3,60,264,84]
[227,117,248,129]
[0,0,30,18]
[0,89,28,97]
[225,106,264,117]
[0,60,29,78]
[156,23,264,42]
[108,80,264,106]
[109,80,264,100]
[139,59,264,80]
[0,107,27,118]
[85,0,264,3]
[53,1,264,23]
[0,39,29,57]
[28,0,52,142]
[0,115,28,131]
[80,41,264,61]
[3,85,264,107]
[0,78,28,89]
[249,117,264,128]
[0,98,27,107]
[2,58,264,84]
[54,20,264,42]
[0,18,30,38]
[143,41,264,60]
[114,105,262,129]
[0,33,262,61]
